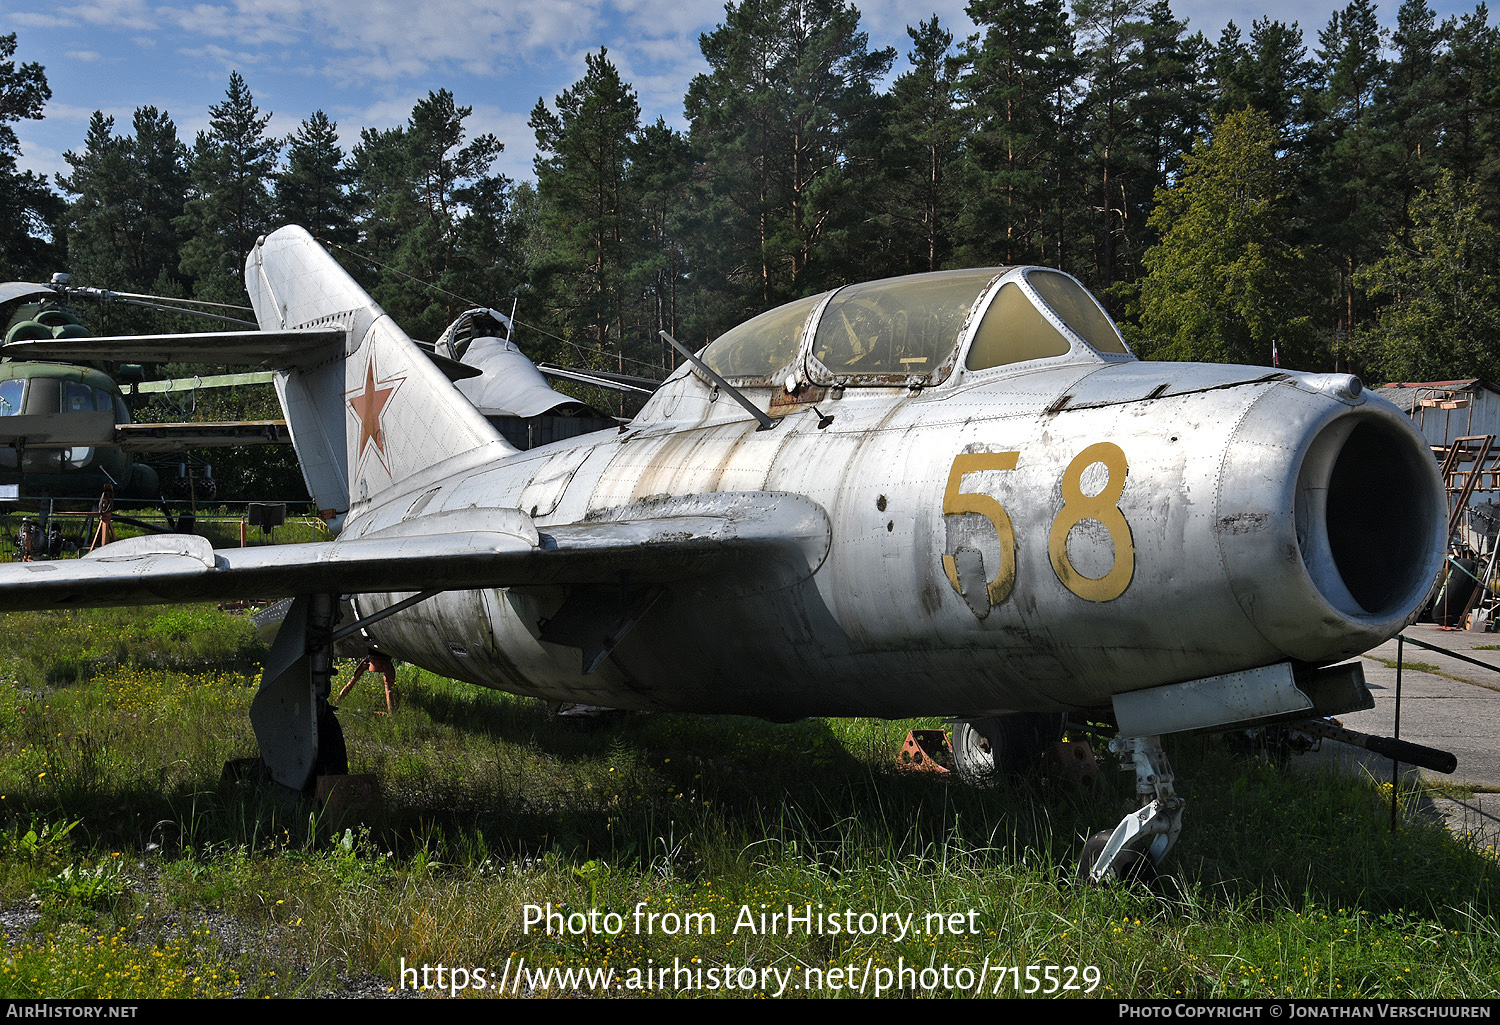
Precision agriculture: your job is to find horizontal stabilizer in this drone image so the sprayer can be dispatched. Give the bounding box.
[0,418,289,453]
[454,337,584,417]
[537,363,659,395]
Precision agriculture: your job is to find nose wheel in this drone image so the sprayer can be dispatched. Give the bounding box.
[1076,735,1182,884]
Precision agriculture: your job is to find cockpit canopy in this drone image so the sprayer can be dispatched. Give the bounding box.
[700,266,1130,387]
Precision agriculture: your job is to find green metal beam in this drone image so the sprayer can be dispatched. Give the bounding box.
[123,371,275,395]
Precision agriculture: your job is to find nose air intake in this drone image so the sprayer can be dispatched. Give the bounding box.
[1296,414,1446,621]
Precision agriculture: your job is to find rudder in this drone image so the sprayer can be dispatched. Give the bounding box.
[244,226,510,528]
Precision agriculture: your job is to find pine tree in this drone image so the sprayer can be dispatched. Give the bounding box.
[530,50,641,356]
[1305,0,1388,344]
[56,106,187,329]
[1211,18,1314,143]
[684,0,893,320]
[276,111,355,246]
[124,107,189,292]
[348,123,412,268]
[56,111,130,286]
[1074,0,1154,290]
[867,18,966,276]
[1211,22,1255,117]
[1135,1,1210,189]
[176,72,279,302]
[626,119,693,371]
[1363,1,1444,243]
[956,0,1079,269]
[349,91,509,340]
[1434,6,1500,195]
[407,90,507,336]
[0,33,61,280]
[1356,170,1500,381]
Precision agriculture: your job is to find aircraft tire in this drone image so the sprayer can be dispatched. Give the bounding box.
[951,720,1003,786]
[167,476,218,501]
[952,713,1063,786]
[1075,830,1156,885]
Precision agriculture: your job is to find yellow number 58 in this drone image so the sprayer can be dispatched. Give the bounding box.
[941,443,1135,609]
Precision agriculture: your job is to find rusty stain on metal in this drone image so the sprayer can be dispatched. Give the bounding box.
[769,384,827,413]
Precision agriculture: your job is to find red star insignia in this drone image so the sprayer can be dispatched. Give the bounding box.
[346,355,405,473]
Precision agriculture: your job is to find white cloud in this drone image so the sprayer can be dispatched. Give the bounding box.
[465,105,537,183]
[608,0,721,38]
[342,92,536,182]
[14,138,68,180]
[846,0,975,49]
[156,1,305,45]
[36,101,129,129]
[51,0,158,31]
[10,12,77,29]
[319,49,439,87]
[174,42,268,72]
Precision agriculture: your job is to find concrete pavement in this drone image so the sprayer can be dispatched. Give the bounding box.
[1322,623,1500,848]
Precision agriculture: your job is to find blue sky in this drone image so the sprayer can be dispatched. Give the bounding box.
[6,0,1495,190]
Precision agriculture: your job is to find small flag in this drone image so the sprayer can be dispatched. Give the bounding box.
[1271,339,1280,367]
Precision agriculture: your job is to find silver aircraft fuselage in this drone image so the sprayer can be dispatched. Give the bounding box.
[343,354,1444,721]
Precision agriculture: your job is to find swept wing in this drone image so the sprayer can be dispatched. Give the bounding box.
[0,491,831,611]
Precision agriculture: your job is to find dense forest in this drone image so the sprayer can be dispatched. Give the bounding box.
[3,0,1500,389]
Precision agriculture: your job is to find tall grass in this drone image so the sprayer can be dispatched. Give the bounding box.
[0,603,1495,997]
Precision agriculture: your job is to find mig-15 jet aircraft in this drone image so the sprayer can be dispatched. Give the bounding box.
[0,226,1454,881]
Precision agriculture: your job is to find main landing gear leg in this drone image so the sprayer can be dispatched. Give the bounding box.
[249,593,347,792]
[1078,735,1183,884]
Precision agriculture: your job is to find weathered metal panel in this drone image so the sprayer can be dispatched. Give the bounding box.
[1112,664,1308,736]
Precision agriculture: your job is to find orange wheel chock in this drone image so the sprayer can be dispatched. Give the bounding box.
[897,729,953,774]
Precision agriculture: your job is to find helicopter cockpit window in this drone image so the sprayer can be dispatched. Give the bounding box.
[1025,269,1129,355]
[965,282,1073,371]
[0,380,21,416]
[63,381,94,413]
[702,291,826,381]
[811,269,1000,383]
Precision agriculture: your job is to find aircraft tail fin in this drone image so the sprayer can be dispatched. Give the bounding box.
[245,227,512,528]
